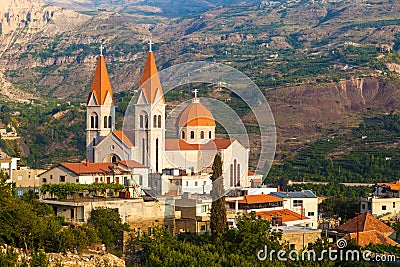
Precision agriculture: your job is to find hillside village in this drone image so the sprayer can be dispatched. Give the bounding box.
[1,44,400,266]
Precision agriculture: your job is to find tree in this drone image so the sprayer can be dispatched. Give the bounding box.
[89,207,129,256]
[210,154,227,238]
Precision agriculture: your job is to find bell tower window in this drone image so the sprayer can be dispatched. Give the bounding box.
[140,115,144,128]
[158,115,162,128]
[153,115,157,128]
[104,116,108,128]
[91,113,98,129]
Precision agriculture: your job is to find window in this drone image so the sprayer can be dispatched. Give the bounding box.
[293,200,303,207]
[145,115,148,128]
[186,181,189,186]
[200,131,204,139]
[382,205,387,210]
[104,116,107,128]
[202,205,208,213]
[209,131,212,139]
[107,177,110,184]
[175,181,179,186]
[95,177,99,183]
[42,178,47,183]
[17,189,23,197]
[139,176,143,186]
[195,181,198,186]
[393,202,396,209]
[140,115,143,128]
[361,204,366,210]
[50,175,53,180]
[182,131,185,139]
[290,244,295,250]
[190,131,195,139]
[75,179,79,183]
[158,115,161,128]
[60,176,65,183]
[203,181,207,186]
[307,212,315,217]
[90,113,98,129]
[116,177,120,184]
[153,115,157,128]
[108,116,112,128]
[201,225,207,231]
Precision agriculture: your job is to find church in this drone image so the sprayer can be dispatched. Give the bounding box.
[85,44,250,195]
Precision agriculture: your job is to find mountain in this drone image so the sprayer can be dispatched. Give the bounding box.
[1,0,400,167]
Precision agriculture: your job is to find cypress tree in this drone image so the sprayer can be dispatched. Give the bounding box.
[210,154,227,237]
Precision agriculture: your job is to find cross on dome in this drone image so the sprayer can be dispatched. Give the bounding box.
[192,89,199,103]
[148,40,154,52]
[100,44,104,56]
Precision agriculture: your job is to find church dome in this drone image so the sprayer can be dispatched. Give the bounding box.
[176,98,216,127]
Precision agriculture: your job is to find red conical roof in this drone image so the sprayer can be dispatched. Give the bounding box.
[138,52,165,104]
[87,56,115,105]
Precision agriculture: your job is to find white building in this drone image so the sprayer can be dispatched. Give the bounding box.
[39,160,149,190]
[360,181,400,218]
[85,46,250,195]
[271,190,318,229]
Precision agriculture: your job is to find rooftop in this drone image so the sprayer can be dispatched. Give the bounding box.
[345,230,399,247]
[256,209,309,223]
[377,180,400,191]
[271,190,317,199]
[335,213,394,234]
[165,139,233,151]
[227,194,283,205]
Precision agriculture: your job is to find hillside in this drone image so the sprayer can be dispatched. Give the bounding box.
[1,0,400,173]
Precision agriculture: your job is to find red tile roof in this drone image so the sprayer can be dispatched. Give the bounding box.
[59,159,146,175]
[87,56,115,105]
[256,209,309,223]
[113,130,134,147]
[335,213,394,234]
[165,139,233,151]
[377,180,400,191]
[345,230,399,247]
[60,162,127,175]
[227,194,283,205]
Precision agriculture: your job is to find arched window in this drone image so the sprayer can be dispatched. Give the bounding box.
[111,155,117,163]
[233,159,237,187]
[182,131,185,139]
[190,131,195,139]
[156,138,159,172]
[209,131,212,139]
[200,131,204,139]
[158,115,162,128]
[237,164,240,186]
[140,115,144,128]
[153,115,157,128]
[230,164,233,187]
[145,115,148,129]
[108,116,112,128]
[104,116,107,128]
[91,113,98,129]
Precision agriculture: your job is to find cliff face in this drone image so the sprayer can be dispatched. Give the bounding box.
[0,0,89,35]
[268,77,400,140]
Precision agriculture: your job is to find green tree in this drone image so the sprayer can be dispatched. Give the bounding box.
[210,154,227,238]
[89,207,129,256]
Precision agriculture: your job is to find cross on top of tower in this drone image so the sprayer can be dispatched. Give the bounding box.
[148,40,154,52]
[100,44,104,56]
[192,89,199,98]
[192,89,199,103]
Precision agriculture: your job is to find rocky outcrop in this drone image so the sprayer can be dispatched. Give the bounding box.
[48,251,125,267]
[0,0,89,35]
[268,76,400,139]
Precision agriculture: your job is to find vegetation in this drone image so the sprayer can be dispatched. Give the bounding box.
[268,112,400,184]
[40,183,125,200]
[210,154,227,238]
[89,207,129,257]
